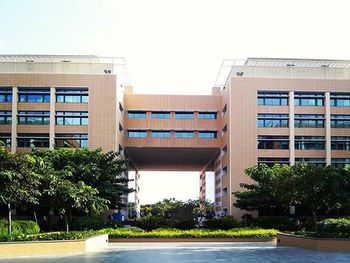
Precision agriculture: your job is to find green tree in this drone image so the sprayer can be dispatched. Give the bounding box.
[234,164,297,214]
[0,146,41,237]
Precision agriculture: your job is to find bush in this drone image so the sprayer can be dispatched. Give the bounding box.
[136,216,167,231]
[0,219,40,237]
[251,217,302,231]
[204,216,240,230]
[318,218,350,234]
[70,216,106,231]
[108,227,277,239]
[171,219,196,230]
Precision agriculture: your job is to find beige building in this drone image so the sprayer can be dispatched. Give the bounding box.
[1,55,350,218]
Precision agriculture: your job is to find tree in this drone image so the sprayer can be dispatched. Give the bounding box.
[0,146,41,237]
[31,149,109,232]
[31,148,132,210]
[234,164,297,214]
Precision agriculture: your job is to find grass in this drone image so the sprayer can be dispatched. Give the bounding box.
[0,227,278,242]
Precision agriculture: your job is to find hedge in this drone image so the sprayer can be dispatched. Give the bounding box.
[0,219,40,238]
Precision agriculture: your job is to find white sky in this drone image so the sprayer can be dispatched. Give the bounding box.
[1,0,349,203]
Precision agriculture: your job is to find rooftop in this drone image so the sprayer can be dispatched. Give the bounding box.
[215,58,350,87]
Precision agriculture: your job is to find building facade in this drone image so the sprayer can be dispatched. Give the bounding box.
[1,55,350,218]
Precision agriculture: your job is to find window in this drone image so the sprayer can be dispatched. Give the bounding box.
[17,133,49,148]
[0,88,12,102]
[258,136,289,149]
[331,158,350,168]
[151,111,170,119]
[56,111,88,125]
[331,136,350,150]
[55,134,88,148]
[0,133,11,147]
[175,131,194,138]
[18,111,49,125]
[294,92,324,106]
[222,104,227,114]
[151,131,171,138]
[128,130,147,138]
[258,157,289,167]
[222,124,228,136]
[257,91,288,106]
[119,102,124,112]
[331,115,350,128]
[128,111,147,119]
[0,111,12,125]
[295,158,325,167]
[198,112,217,119]
[295,136,325,150]
[175,112,194,119]
[222,187,228,197]
[199,131,217,139]
[331,93,350,107]
[18,88,50,103]
[295,114,324,128]
[257,114,289,128]
[56,88,88,103]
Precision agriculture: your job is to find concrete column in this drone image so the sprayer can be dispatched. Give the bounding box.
[49,87,55,150]
[325,92,331,166]
[289,91,295,165]
[10,87,18,153]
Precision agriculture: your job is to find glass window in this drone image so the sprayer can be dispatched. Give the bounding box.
[295,114,324,128]
[199,131,217,139]
[258,157,289,167]
[331,115,350,128]
[331,93,350,107]
[0,111,12,125]
[257,114,289,128]
[55,134,88,148]
[331,158,350,168]
[55,111,88,126]
[151,112,170,119]
[18,88,50,103]
[331,136,350,150]
[175,112,194,119]
[175,131,194,138]
[151,131,171,138]
[0,133,11,147]
[257,91,288,106]
[294,92,324,106]
[295,136,325,150]
[55,88,88,103]
[17,111,49,125]
[128,130,147,138]
[128,111,147,119]
[258,136,289,149]
[295,158,325,167]
[17,133,49,148]
[0,88,12,103]
[198,112,217,119]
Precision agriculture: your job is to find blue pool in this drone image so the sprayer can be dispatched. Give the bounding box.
[1,242,350,262]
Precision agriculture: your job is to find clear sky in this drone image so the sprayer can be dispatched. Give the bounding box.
[1,0,349,203]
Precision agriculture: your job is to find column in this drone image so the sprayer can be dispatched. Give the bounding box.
[325,92,331,165]
[49,87,55,150]
[289,91,295,165]
[10,87,18,153]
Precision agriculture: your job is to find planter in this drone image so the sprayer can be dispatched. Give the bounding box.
[0,234,108,258]
[277,233,350,252]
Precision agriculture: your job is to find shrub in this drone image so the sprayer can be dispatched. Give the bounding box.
[317,218,350,234]
[0,219,40,237]
[136,216,167,231]
[251,217,301,231]
[204,216,240,230]
[70,216,106,231]
[171,219,196,230]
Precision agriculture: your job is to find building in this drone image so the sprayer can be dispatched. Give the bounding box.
[1,55,350,218]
